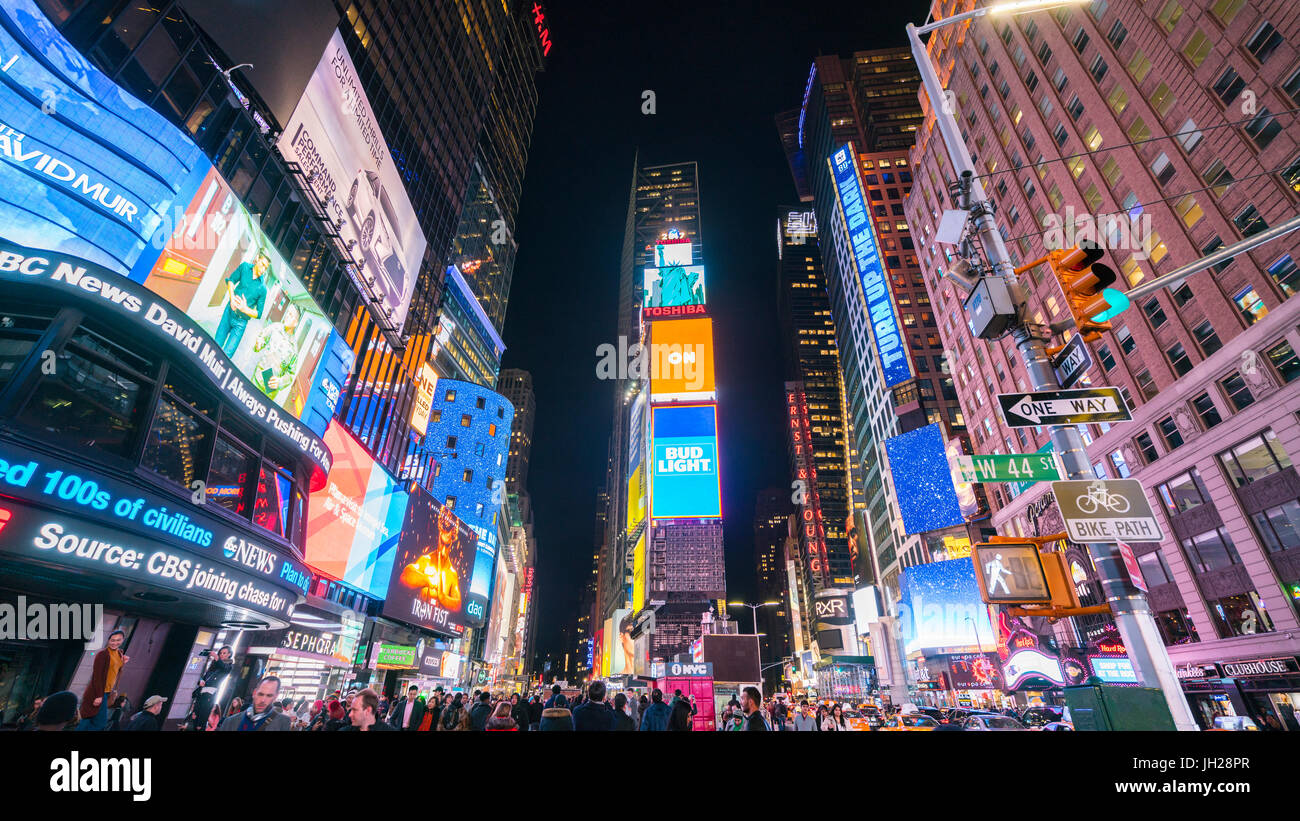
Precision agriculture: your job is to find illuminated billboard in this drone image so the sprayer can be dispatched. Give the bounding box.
[0,0,210,276]
[627,463,646,535]
[610,608,633,676]
[131,165,354,437]
[409,363,438,437]
[304,422,410,598]
[653,238,693,267]
[828,143,913,388]
[632,532,647,609]
[278,31,426,329]
[898,558,994,654]
[382,486,478,637]
[649,317,716,403]
[650,404,722,519]
[644,265,706,308]
[883,423,965,535]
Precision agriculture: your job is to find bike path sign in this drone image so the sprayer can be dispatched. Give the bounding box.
[1051,479,1165,544]
[998,387,1130,427]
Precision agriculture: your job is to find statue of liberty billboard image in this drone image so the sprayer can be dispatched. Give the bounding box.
[133,166,335,418]
[644,265,706,308]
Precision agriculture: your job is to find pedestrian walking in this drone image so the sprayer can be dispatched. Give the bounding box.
[822,704,848,731]
[668,698,694,731]
[539,704,574,731]
[468,691,493,730]
[189,645,233,731]
[341,688,396,731]
[742,686,770,731]
[792,700,817,731]
[390,685,426,731]
[527,695,543,731]
[510,693,530,732]
[77,629,129,731]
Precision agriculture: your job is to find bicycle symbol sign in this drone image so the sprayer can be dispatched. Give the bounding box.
[1051,479,1164,544]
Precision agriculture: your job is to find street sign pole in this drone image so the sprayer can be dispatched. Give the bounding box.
[908,19,1199,730]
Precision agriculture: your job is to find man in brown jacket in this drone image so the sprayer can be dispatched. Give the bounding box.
[77,629,129,732]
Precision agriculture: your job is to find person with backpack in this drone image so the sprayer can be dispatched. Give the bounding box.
[639,689,672,731]
[438,693,466,731]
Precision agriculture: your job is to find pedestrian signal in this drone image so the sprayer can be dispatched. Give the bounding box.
[972,542,1053,605]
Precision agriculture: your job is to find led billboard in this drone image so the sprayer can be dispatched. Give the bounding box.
[627,463,646,535]
[304,422,410,598]
[653,238,693,267]
[0,0,210,276]
[278,31,425,329]
[131,165,354,437]
[650,404,722,519]
[610,608,633,676]
[382,486,477,637]
[829,143,913,388]
[644,265,706,309]
[897,558,994,655]
[649,317,716,403]
[632,532,647,610]
[883,422,965,535]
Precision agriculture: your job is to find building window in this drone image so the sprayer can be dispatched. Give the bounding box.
[1170,283,1193,306]
[462,469,473,482]
[1106,86,1128,117]
[1182,29,1212,67]
[1245,22,1284,63]
[1166,343,1192,377]
[1244,109,1282,150]
[1156,0,1184,31]
[1192,392,1222,429]
[447,435,458,449]
[1157,416,1184,450]
[1267,255,1298,297]
[488,423,497,437]
[1116,326,1136,355]
[1126,50,1151,83]
[1267,341,1300,383]
[1106,20,1128,48]
[1141,298,1168,328]
[445,389,456,402]
[1135,368,1158,401]
[1182,528,1241,573]
[1191,320,1221,355]
[445,496,456,510]
[1155,609,1199,645]
[1151,152,1175,187]
[1150,83,1176,118]
[1158,469,1210,516]
[1233,286,1268,325]
[475,396,486,409]
[1251,500,1300,553]
[1220,372,1255,412]
[1219,429,1292,487]
[1089,55,1108,82]
[1136,432,1159,463]
[1201,160,1235,197]
[1234,205,1267,238]
[1207,592,1274,639]
[1098,344,1115,371]
[1138,550,1173,587]
[1213,67,1245,104]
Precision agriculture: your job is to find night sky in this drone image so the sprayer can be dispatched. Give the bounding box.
[501,0,930,665]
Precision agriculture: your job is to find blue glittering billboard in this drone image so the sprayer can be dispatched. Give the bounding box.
[898,558,994,654]
[884,422,965,535]
[829,143,913,389]
[650,403,722,519]
[0,0,210,275]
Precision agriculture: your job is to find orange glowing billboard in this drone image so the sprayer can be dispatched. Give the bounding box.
[649,317,715,403]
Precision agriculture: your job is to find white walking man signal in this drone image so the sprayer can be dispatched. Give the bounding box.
[985,553,1011,596]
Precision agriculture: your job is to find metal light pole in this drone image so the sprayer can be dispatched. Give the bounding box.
[906,2,1199,730]
[728,600,779,693]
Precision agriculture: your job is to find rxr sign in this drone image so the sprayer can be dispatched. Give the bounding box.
[815,598,846,618]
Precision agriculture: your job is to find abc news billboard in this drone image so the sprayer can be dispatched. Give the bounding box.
[278,30,426,330]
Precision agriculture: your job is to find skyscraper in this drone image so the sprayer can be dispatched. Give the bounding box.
[755,487,794,689]
[905,0,1300,726]
[499,369,537,493]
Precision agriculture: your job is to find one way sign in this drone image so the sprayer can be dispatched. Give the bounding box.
[998,387,1132,427]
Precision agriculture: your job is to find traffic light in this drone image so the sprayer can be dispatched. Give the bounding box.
[1048,240,1117,343]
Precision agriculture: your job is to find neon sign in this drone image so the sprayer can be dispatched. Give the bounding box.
[1002,648,1065,688]
[531,3,552,56]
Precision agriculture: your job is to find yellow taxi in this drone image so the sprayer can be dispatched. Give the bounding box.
[879,714,940,731]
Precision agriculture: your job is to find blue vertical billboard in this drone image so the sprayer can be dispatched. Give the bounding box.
[829,143,913,388]
[650,403,722,519]
[0,0,211,275]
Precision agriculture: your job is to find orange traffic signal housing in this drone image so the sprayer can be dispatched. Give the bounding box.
[1049,241,1116,343]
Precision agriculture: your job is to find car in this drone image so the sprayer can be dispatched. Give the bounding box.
[344,168,410,308]
[915,706,946,723]
[962,714,1029,731]
[1037,721,1074,731]
[1021,706,1065,728]
[944,708,1001,726]
[857,705,883,729]
[842,710,873,731]
[1209,715,1258,731]
[880,714,940,731]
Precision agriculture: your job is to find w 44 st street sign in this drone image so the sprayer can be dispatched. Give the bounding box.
[998,387,1131,427]
[950,452,1063,484]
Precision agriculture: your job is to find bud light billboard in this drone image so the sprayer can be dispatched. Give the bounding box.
[650,403,722,519]
[0,0,210,275]
[883,422,965,535]
[829,142,912,389]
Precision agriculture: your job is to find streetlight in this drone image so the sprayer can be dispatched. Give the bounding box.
[905,0,1198,730]
[726,601,780,636]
